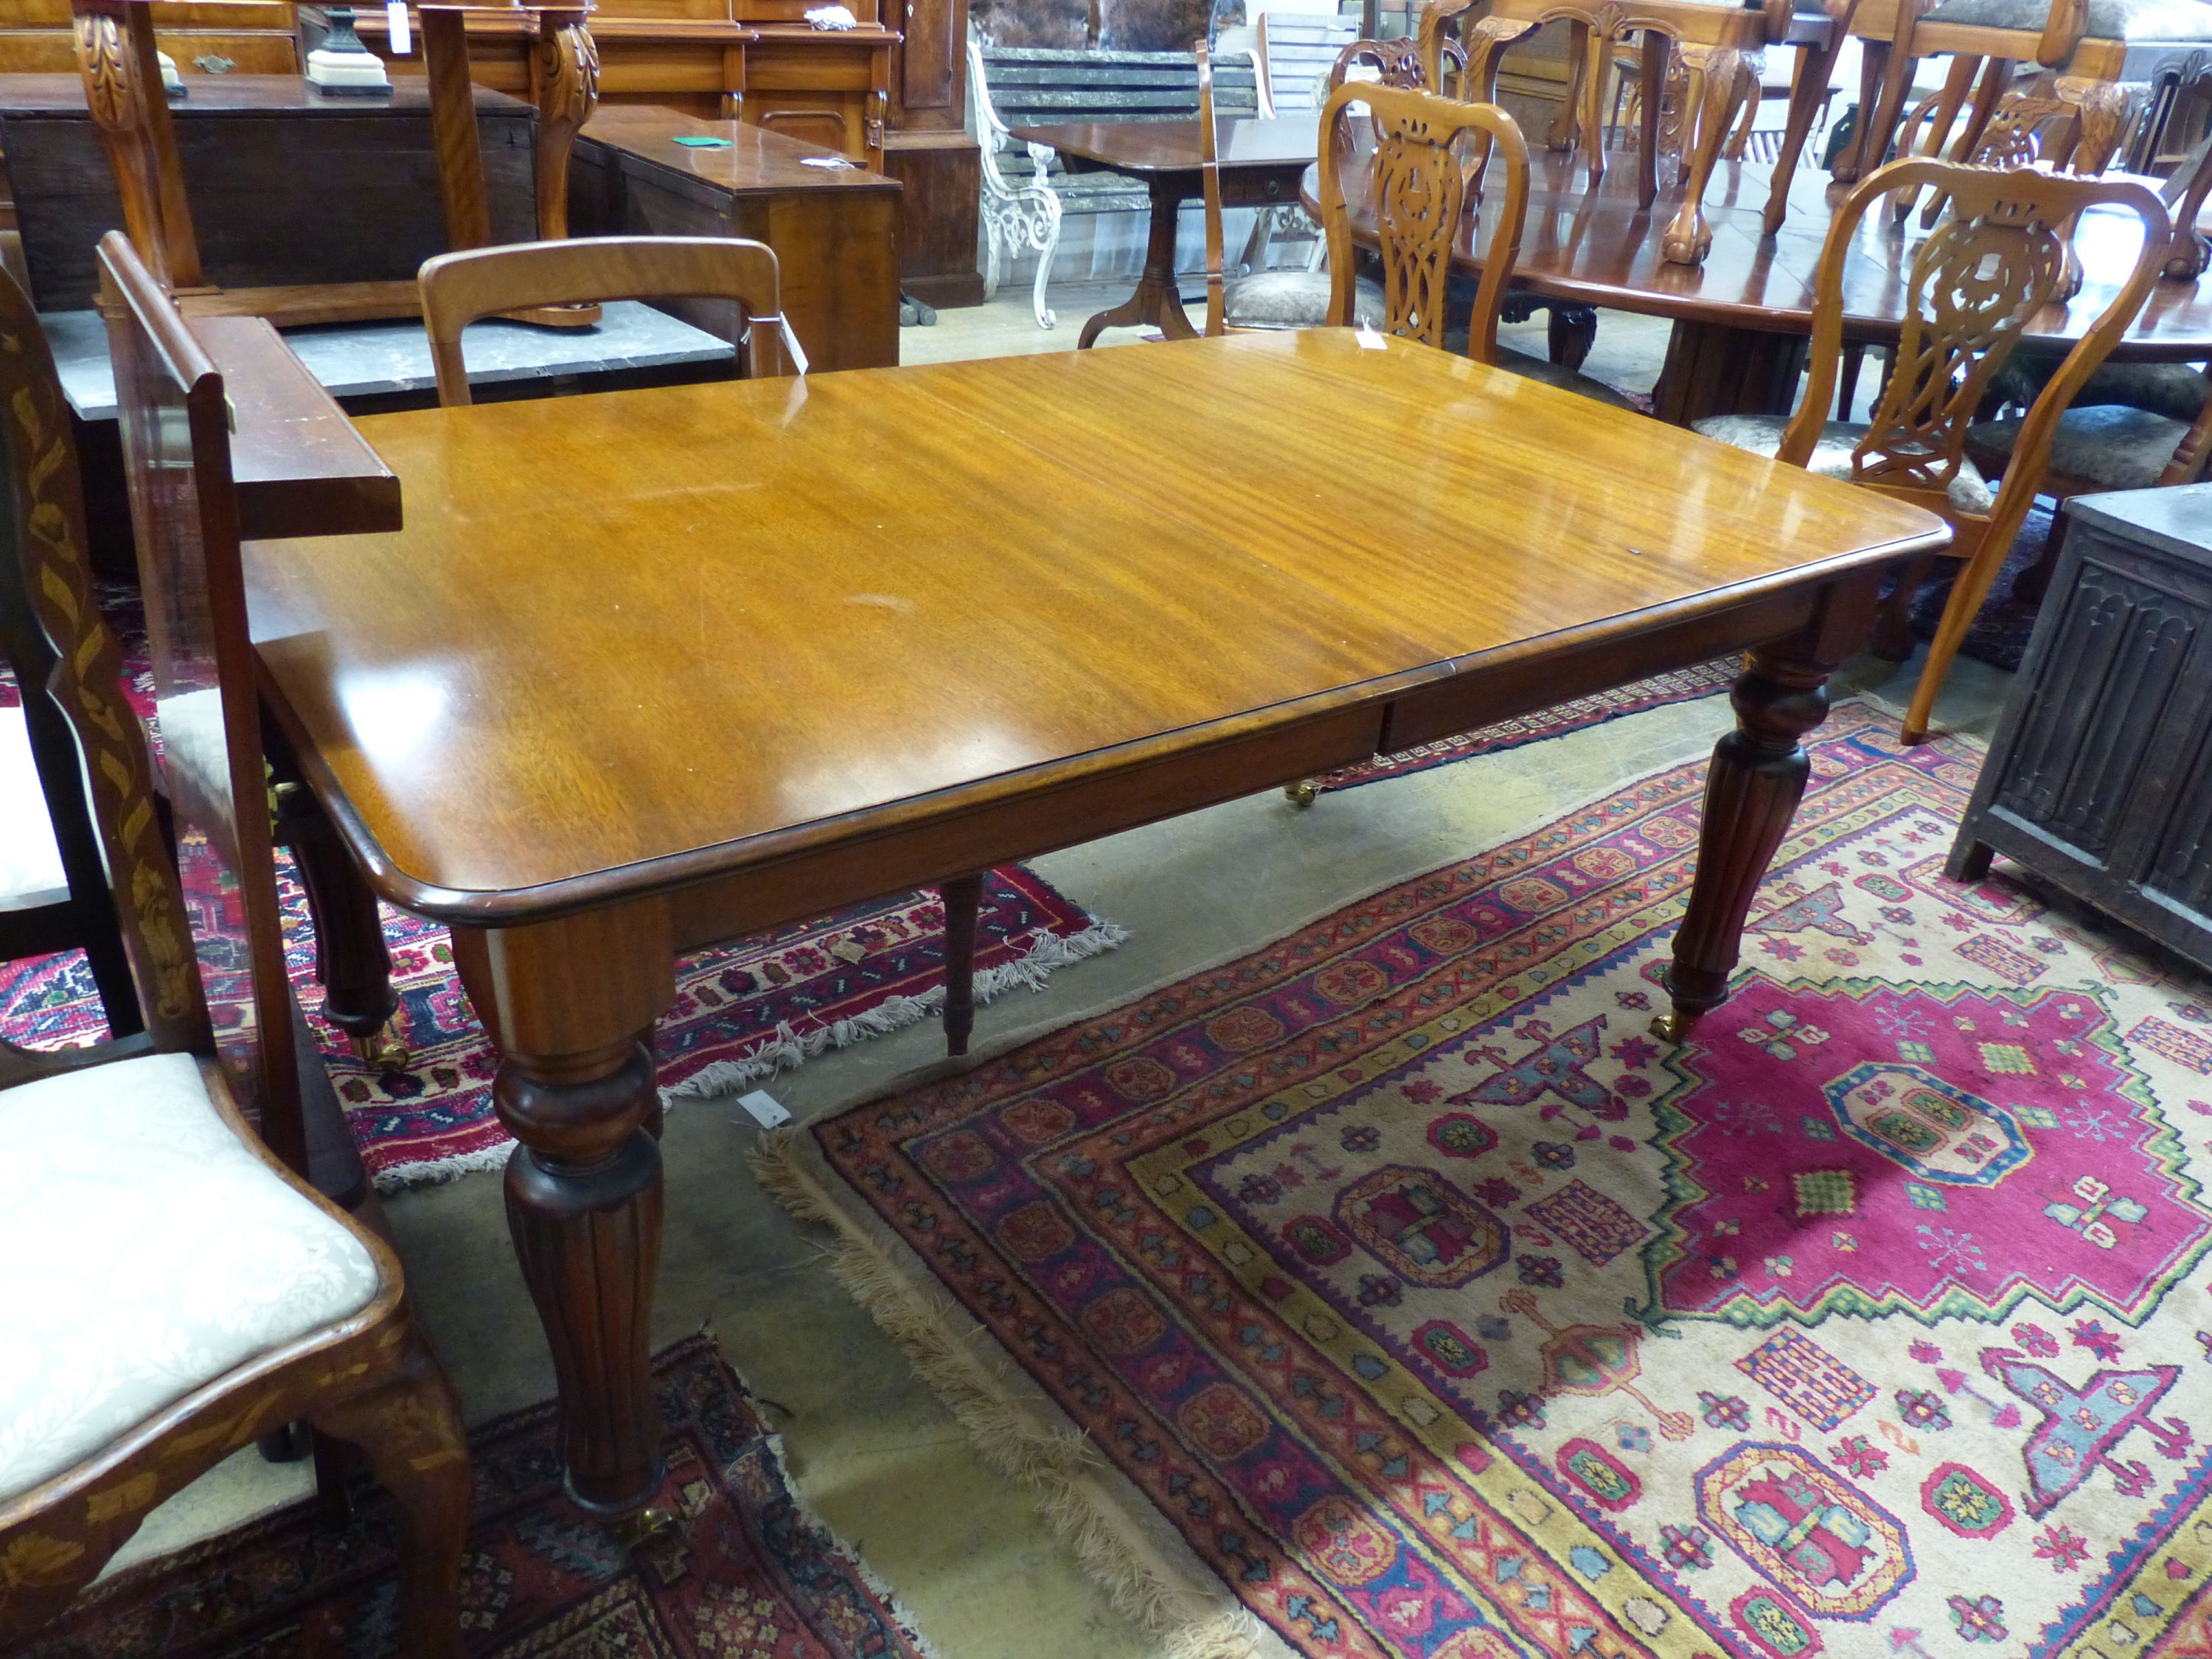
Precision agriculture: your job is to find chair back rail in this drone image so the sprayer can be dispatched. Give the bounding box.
[1313,79,1531,362]
[97,228,305,1172]
[417,235,791,407]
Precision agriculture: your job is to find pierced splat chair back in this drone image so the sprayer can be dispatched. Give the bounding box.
[94,229,307,1173]
[1313,80,1531,362]
[0,263,206,1074]
[1329,34,1466,97]
[1786,158,2169,545]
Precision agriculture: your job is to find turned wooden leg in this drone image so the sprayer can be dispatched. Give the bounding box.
[940,873,982,1057]
[1762,37,1833,235]
[451,910,674,1523]
[1661,45,1741,265]
[311,1326,470,1659]
[1659,580,1877,1038]
[276,782,404,1068]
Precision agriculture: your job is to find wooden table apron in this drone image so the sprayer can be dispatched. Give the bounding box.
[241,331,1947,1520]
[1308,145,2212,424]
[1009,116,1321,347]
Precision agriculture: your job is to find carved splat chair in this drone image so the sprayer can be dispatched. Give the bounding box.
[71,0,600,327]
[0,239,467,1653]
[1425,0,1860,262]
[1209,63,1641,411]
[1691,158,2170,743]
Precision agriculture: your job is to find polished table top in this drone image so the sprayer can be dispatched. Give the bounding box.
[1011,114,1320,175]
[243,330,1943,922]
[1319,142,2212,357]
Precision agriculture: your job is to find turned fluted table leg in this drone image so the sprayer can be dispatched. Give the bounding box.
[1658,578,1879,1039]
[451,906,675,1525]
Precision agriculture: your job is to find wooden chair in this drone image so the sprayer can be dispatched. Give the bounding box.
[1838,0,2212,192]
[0,234,468,1654]
[71,0,599,328]
[1690,157,2170,742]
[1295,74,1643,407]
[1425,0,1860,262]
[419,234,794,405]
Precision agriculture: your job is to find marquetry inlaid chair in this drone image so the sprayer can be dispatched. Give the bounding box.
[1692,158,2171,743]
[0,237,469,1654]
[1424,0,1860,261]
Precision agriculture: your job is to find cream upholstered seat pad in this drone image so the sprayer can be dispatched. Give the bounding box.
[0,1051,381,1503]
[1694,413,1997,514]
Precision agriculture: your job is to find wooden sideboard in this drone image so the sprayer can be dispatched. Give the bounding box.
[1952,485,2212,978]
[0,0,299,75]
[351,0,984,306]
[569,102,899,369]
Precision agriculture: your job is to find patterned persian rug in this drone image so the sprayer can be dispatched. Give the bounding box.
[1309,660,1741,796]
[762,702,2212,1659]
[1,861,1122,1189]
[21,1336,936,1658]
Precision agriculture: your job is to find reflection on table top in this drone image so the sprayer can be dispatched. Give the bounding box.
[1317,142,2212,357]
[244,330,1941,917]
[1012,115,1321,173]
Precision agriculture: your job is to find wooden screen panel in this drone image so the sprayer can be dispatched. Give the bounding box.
[97,231,303,1170]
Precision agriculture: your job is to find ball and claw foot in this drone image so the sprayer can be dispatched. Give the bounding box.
[1284,779,1318,807]
[351,1018,411,1073]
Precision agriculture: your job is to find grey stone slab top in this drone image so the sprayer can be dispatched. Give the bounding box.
[46,301,736,422]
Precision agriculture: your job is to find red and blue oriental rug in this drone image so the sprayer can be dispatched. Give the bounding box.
[762,702,2212,1659]
[0,861,1122,1189]
[21,1335,936,1658]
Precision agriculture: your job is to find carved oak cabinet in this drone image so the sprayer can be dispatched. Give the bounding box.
[1950,485,2212,976]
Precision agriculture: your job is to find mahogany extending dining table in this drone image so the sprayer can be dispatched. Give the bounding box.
[240,329,1946,1523]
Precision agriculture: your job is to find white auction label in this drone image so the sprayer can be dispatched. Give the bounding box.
[735,1090,792,1129]
[387,1,411,54]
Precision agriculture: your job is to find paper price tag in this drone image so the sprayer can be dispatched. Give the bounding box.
[735,1090,792,1129]
[387,1,411,53]
[1354,325,1387,351]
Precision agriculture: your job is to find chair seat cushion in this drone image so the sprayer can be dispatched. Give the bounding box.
[1223,270,1384,330]
[1969,404,2193,491]
[0,1051,381,1503]
[1694,412,1997,512]
[1987,353,2212,422]
[1923,0,2212,38]
[1496,347,1644,411]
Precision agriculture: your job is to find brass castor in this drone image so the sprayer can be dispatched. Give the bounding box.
[610,1503,681,1556]
[1284,779,1318,807]
[351,1019,411,1073]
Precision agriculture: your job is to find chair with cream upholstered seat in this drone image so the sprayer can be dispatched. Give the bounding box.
[0,234,470,1655]
[1691,156,2171,744]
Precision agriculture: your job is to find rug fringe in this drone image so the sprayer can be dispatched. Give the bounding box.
[751,1127,1279,1659]
[667,919,1127,1105]
[367,1135,515,1195]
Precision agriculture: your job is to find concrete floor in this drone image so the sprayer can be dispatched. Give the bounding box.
[96,285,2008,1656]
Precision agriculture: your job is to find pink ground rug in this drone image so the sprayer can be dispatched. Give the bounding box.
[0,862,1123,1189]
[763,702,2212,1659]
